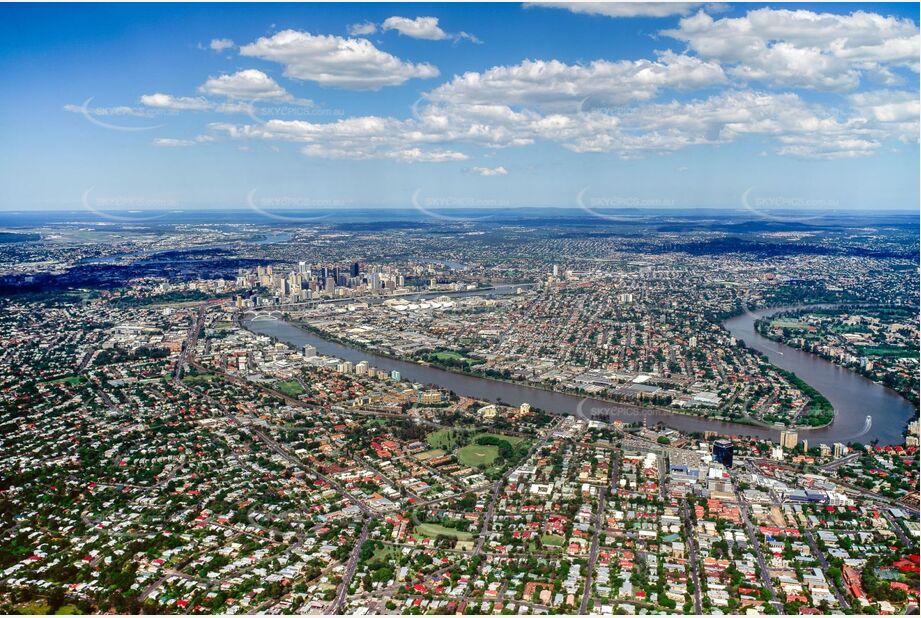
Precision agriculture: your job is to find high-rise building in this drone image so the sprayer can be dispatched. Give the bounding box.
[302,344,317,358]
[351,262,360,278]
[780,430,798,449]
[833,442,848,458]
[712,439,733,468]
[390,370,401,381]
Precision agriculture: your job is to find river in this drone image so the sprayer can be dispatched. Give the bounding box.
[244,305,916,445]
[723,306,916,445]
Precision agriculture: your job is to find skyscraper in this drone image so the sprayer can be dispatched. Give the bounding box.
[780,430,798,449]
[351,262,360,278]
[712,439,733,468]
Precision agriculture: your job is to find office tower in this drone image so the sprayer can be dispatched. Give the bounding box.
[712,439,733,468]
[325,277,336,293]
[780,430,798,449]
[553,264,559,277]
[351,262,360,278]
[302,344,317,358]
[390,370,401,381]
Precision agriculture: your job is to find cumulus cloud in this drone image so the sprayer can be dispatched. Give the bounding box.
[849,89,920,124]
[347,21,377,36]
[239,29,439,90]
[140,93,212,110]
[211,116,470,162]
[199,69,307,103]
[425,52,727,111]
[663,8,921,90]
[209,38,235,52]
[382,16,449,40]
[152,138,196,147]
[153,135,215,147]
[468,166,508,176]
[386,148,469,162]
[182,10,917,164]
[216,77,920,161]
[526,2,715,18]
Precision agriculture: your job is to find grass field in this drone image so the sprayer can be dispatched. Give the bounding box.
[415,522,473,541]
[415,448,446,461]
[371,545,401,563]
[458,444,499,467]
[770,319,808,329]
[47,376,83,386]
[15,602,82,615]
[540,534,566,547]
[426,428,463,450]
[275,380,305,397]
[182,373,214,385]
[431,350,467,362]
[858,346,917,358]
[475,432,525,445]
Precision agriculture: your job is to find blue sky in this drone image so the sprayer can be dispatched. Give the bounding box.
[0,2,918,212]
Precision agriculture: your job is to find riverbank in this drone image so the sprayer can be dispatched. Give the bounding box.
[723,304,916,445]
[243,303,914,444]
[753,304,919,411]
[290,318,754,429]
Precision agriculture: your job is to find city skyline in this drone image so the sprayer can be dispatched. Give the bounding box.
[1,2,919,212]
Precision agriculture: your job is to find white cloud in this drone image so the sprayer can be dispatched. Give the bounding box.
[209,38,235,52]
[425,52,727,110]
[386,148,468,162]
[239,29,439,90]
[153,135,216,147]
[199,69,303,102]
[152,138,196,147]
[663,8,921,90]
[140,93,212,110]
[382,16,449,40]
[469,166,508,176]
[526,2,714,18]
[347,21,377,36]
[212,116,470,162]
[849,89,920,123]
